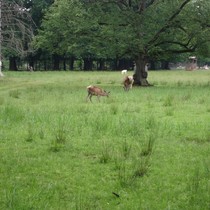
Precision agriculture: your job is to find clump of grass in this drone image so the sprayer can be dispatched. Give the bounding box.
[55,121,68,144]
[184,134,210,144]
[182,93,191,101]
[25,122,35,142]
[165,107,174,116]
[9,90,21,99]
[176,81,183,87]
[39,127,45,140]
[121,139,131,158]
[115,138,153,186]
[50,118,69,152]
[163,95,174,107]
[75,194,102,210]
[133,156,150,178]
[114,150,134,187]
[145,115,156,130]
[186,81,192,86]
[109,80,115,84]
[198,97,205,104]
[134,123,157,178]
[160,81,167,86]
[141,135,155,156]
[50,139,65,152]
[110,104,118,115]
[3,105,25,123]
[117,160,131,187]
[187,164,210,209]
[142,116,157,156]
[99,140,112,163]
[116,155,151,187]
[77,105,89,114]
[0,96,4,105]
[5,184,18,209]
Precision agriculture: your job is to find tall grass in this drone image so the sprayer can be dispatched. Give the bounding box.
[0,70,210,209]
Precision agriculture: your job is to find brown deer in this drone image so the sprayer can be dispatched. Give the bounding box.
[86,85,110,102]
[123,75,134,91]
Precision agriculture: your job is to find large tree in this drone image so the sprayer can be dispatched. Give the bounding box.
[34,0,210,82]
[0,0,34,74]
[89,0,210,85]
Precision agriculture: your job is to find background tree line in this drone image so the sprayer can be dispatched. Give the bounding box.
[2,0,210,84]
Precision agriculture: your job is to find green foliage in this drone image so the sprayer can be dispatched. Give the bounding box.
[33,0,100,58]
[33,0,210,62]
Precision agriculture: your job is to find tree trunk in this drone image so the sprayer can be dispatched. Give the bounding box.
[161,60,170,70]
[9,57,18,71]
[44,59,47,71]
[63,56,66,71]
[52,54,60,70]
[97,59,105,70]
[69,56,75,70]
[133,54,150,86]
[83,57,93,70]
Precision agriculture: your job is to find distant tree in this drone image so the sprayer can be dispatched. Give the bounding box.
[0,0,34,74]
[88,0,210,85]
[22,0,54,70]
[33,0,101,70]
[23,0,53,30]
[34,0,210,80]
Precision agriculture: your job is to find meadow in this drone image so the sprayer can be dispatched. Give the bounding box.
[0,70,209,210]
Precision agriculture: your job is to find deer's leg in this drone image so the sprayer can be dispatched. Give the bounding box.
[97,96,100,102]
[89,95,93,103]
[86,93,91,102]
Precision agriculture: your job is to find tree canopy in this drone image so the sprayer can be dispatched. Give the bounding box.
[33,0,210,84]
[1,0,210,78]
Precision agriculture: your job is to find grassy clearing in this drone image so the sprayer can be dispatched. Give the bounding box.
[0,70,210,209]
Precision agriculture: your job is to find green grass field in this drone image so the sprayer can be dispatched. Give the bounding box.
[0,70,210,209]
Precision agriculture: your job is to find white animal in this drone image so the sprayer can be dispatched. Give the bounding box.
[176,66,185,70]
[203,65,209,70]
[123,75,134,91]
[86,85,110,102]
[121,69,127,74]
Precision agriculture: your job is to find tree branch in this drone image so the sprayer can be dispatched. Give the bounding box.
[137,0,158,13]
[147,0,191,47]
[155,34,195,48]
[165,46,197,54]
